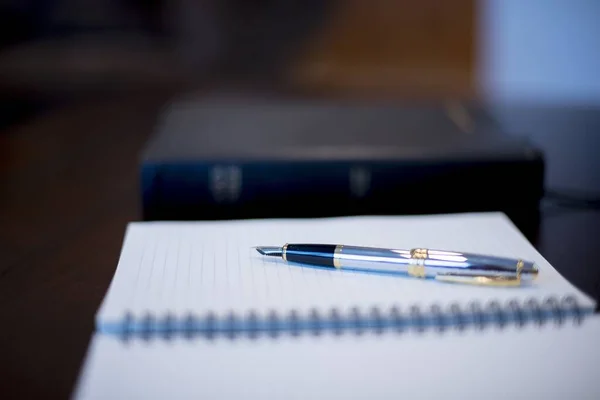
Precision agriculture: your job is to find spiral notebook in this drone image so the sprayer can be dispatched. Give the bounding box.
[75,317,600,399]
[73,211,600,399]
[93,212,596,339]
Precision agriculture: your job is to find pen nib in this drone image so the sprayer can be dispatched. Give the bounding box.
[254,246,283,257]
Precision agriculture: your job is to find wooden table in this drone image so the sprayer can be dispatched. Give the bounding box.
[1,93,599,399]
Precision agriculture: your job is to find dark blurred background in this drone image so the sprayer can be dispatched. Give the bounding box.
[0,0,598,192]
[0,0,475,114]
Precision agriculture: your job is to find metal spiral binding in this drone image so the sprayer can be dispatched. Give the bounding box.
[118,295,589,341]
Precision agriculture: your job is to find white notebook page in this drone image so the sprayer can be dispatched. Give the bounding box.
[96,212,596,326]
[74,317,600,399]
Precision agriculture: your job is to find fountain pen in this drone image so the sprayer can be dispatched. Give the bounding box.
[254,244,539,286]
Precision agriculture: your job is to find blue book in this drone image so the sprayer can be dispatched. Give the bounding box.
[139,95,544,240]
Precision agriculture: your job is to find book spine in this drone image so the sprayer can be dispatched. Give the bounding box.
[140,159,543,236]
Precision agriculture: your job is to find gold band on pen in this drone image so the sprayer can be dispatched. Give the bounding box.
[282,243,288,261]
[333,245,344,268]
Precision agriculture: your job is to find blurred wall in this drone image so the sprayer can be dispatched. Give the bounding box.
[478,0,600,193]
[479,0,600,105]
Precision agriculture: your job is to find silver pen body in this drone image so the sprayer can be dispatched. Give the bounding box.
[332,245,539,282]
[256,243,539,285]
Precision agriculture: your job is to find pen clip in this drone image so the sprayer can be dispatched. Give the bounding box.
[435,273,522,287]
